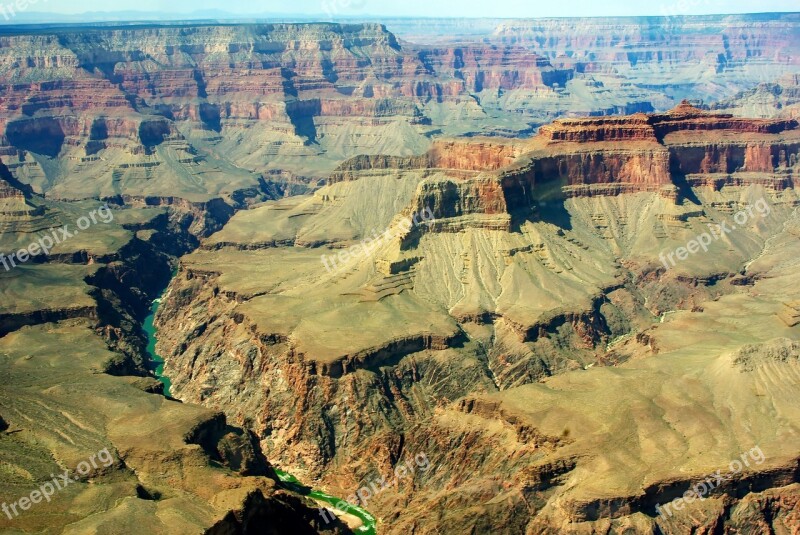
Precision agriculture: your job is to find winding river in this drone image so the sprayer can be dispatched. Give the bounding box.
[142,297,172,396]
[142,295,377,534]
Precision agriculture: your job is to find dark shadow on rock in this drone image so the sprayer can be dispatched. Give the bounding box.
[185,413,279,479]
[205,490,354,535]
[508,182,573,232]
[669,171,703,206]
[138,118,171,148]
[199,103,222,133]
[6,118,65,158]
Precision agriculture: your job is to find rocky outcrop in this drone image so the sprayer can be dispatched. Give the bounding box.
[206,489,353,534]
[412,176,509,219]
[149,104,800,533]
[426,139,521,171]
[337,104,800,220]
[538,113,659,143]
[712,73,800,119]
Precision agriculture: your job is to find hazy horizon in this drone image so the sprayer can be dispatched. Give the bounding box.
[3,0,799,21]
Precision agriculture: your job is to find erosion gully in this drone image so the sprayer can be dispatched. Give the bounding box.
[143,288,377,534]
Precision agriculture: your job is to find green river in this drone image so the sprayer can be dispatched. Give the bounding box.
[142,296,377,534]
[143,297,172,396]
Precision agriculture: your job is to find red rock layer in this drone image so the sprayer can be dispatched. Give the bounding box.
[416,45,573,92]
[337,104,800,219]
[530,102,800,185]
[538,114,657,143]
[427,140,521,171]
[329,139,522,184]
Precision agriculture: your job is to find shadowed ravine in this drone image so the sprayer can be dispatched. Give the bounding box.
[274,469,377,534]
[143,286,377,533]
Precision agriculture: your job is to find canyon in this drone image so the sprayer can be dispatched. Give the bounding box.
[0,160,352,534]
[152,103,800,533]
[0,13,798,535]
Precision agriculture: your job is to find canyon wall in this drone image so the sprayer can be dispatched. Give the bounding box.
[334,103,799,218]
[0,169,342,533]
[0,16,797,200]
[492,14,800,77]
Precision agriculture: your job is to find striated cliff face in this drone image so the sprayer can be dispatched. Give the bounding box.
[0,23,429,199]
[525,102,800,193]
[0,16,797,200]
[492,15,800,84]
[328,138,524,184]
[479,14,800,118]
[152,107,800,533]
[0,23,507,199]
[0,23,562,198]
[415,45,574,92]
[332,103,799,220]
[493,15,800,62]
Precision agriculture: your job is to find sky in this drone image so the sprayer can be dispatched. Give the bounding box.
[14,0,800,19]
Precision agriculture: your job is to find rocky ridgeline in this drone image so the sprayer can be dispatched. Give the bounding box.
[415,44,574,92]
[492,14,800,66]
[331,103,800,222]
[328,139,524,184]
[0,22,576,200]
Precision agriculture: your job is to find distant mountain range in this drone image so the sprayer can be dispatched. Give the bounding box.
[3,9,799,25]
[0,9,317,24]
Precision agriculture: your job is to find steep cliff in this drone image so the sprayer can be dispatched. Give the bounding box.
[332,104,799,218]
[153,108,800,533]
[2,15,800,534]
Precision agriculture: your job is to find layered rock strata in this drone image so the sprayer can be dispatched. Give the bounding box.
[154,107,800,532]
[0,159,335,534]
[1,16,797,199]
